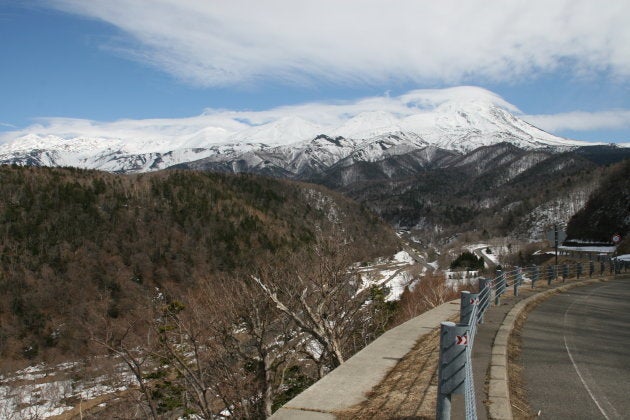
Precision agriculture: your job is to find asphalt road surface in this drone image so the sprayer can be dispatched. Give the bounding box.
[522,276,630,419]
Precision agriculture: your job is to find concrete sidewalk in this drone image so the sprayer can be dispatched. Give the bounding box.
[271,300,461,419]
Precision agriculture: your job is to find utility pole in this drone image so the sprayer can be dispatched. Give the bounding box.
[554,224,559,268]
[554,224,560,281]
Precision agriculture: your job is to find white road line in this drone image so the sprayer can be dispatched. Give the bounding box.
[562,334,610,420]
[562,284,620,420]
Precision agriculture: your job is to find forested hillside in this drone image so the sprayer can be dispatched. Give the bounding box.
[566,159,630,243]
[0,166,398,364]
[332,144,607,237]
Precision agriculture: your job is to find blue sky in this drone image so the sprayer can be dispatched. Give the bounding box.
[1,1,630,143]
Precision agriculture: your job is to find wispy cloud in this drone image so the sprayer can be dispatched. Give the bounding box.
[524,110,630,132]
[46,0,630,87]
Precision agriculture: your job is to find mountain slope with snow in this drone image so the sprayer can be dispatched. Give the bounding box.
[0,89,605,175]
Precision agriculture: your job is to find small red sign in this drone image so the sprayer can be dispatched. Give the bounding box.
[612,233,621,244]
[470,297,480,305]
[456,335,468,345]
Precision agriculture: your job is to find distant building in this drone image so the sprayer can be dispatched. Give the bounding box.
[444,269,479,287]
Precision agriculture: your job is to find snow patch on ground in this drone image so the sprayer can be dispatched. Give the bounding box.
[393,250,415,264]
[357,250,418,301]
[0,359,134,418]
[383,271,413,301]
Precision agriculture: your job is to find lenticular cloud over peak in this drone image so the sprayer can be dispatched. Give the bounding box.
[398,87,520,113]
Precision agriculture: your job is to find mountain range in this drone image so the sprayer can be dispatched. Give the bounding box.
[3,91,630,240]
[0,98,607,176]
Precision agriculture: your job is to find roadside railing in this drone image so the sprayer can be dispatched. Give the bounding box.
[436,258,629,420]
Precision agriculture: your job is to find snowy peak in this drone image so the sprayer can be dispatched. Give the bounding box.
[400,102,578,152]
[333,111,402,139]
[228,116,324,145]
[0,89,603,174]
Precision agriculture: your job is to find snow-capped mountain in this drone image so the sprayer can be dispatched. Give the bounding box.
[0,92,600,175]
[399,101,579,152]
[332,110,404,139]
[227,116,324,145]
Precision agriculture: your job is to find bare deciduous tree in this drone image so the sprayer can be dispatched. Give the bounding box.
[252,232,374,373]
[182,274,298,418]
[392,274,461,326]
[90,315,159,419]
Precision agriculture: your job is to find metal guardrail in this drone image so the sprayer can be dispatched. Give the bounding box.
[436,258,629,420]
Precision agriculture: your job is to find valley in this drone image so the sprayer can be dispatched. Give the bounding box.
[3,1,629,417]
[1,93,629,418]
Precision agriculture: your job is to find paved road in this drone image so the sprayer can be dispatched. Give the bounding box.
[401,242,437,274]
[522,277,630,419]
[469,244,500,270]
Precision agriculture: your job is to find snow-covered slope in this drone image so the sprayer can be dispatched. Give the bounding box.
[0,96,599,175]
[400,101,585,152]
[227,116,324,145]
[333,110,404,139]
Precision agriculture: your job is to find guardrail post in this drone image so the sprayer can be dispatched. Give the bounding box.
[562,264,569,282]
[478,277,490,295]
[546,265,553,285]
[514,266,522,296]
[600,261,605,276]
[460,290,480,325]
[589,260,594,277]
[577,262,582,279]
[436,321,469,420]
[531,265,539,289]
[478,278,491,323]
[495,270,504,305]
[495,274,501,305]
[500,270,506,301]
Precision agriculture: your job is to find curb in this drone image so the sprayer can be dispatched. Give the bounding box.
[486,276,613,420]
[271,299,461,419]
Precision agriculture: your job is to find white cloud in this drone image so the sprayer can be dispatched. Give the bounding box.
[46,0,630,87]
[524,110,630,132]
[2,86,629,147]
[0,114,247,146]
[0,86,509,144]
